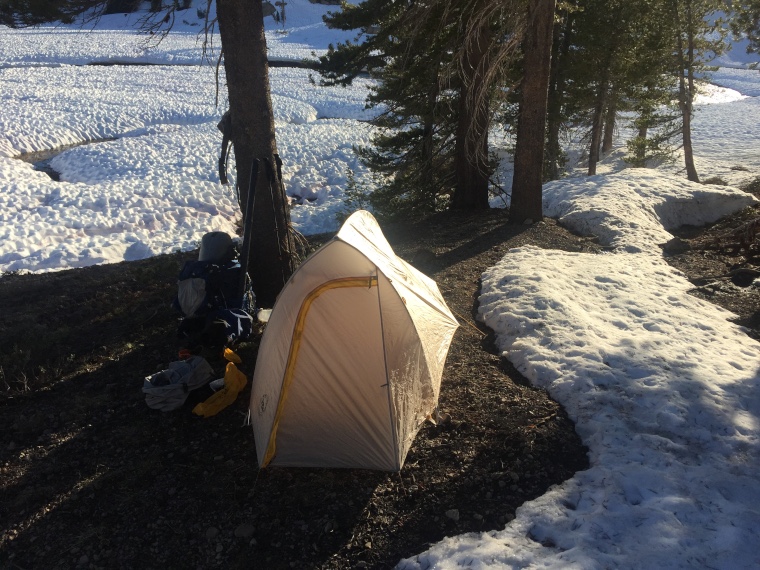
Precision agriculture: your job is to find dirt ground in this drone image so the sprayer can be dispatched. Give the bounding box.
[2,189,759,569]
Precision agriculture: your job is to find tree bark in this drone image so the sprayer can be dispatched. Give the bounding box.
[587,71,608,176]
[672,0,699,182]
[682,0,700,182]
[420,76,441,208]
[509,0,556,224]
[545,10,572,182]
[452,22,491,210]
[602,92,617,155]
[216,0,295,307]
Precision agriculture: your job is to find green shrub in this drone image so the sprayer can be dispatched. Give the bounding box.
[335,168,373,225]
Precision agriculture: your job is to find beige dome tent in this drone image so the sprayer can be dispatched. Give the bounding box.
[250,210,459,471]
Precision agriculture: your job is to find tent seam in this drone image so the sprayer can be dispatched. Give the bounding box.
[376,269,400,471]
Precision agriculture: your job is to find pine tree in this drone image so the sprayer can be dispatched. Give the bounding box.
[0,0,101,26]
[621,1,681,167]
[670,0,728,182]
[509,0,556,224]
[319,0,460,218]
[319,0,527,219]
[544,4,576,182]
[216,0,296,306]
[558,0,650,176]
[730,0,760,56]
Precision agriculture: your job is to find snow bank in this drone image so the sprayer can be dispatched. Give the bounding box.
[544,169,757,252]
[400,172,760,570]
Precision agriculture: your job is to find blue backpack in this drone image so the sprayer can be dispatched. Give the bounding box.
[174,258,255,347]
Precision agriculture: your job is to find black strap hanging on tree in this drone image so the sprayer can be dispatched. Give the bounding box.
[263,155,295,285]
[237,158,260,301]
[217,111,233,186]
[273,153,296,276]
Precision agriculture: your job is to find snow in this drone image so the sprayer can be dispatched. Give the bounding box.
[2,3,760,568]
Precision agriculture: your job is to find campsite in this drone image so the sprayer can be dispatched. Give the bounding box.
[2,0,760,568]
[1,211,597,568]
[3,197,760,568]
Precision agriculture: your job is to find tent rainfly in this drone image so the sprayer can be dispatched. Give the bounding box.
[250,210,459,471]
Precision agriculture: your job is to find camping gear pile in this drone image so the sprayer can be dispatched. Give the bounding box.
[192,348,248,417]
[143,208,459,473]
[174,231,255,349]
[142,348,247,415]
[142,229,256,415]
[142,356,215,412]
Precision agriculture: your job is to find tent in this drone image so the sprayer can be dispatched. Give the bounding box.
[249,210,459,471]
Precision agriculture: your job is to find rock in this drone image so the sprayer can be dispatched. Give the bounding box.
[205,527,219,540]
[445,509,460,522]
[234,523,255,539]
[661,237,691,255]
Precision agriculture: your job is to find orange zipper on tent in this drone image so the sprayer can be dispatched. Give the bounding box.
[261,275,378,467]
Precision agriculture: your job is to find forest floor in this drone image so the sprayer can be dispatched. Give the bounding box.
[2,185,760,569]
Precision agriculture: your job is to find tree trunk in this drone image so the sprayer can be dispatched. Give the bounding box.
[632,123,649,166]
[419,69,441,208]
[451,22,491,210]
[679,59,700,182]
[682,0,699,182]
[216,0,295,307]
[545,10,572,182]
[673,0,699,182]
[587,73,608,176]
[510,0,556,224]
[602,92,617,155]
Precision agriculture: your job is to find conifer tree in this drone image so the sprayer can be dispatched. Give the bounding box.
[544,4,575,182]
[730,0,760,56]
[621,1,681,167]
[670,0,727,182]
[545,0,721,181]
[509,0,556,223]
[319,0,526,218]
[0,0,101,26]
[558,0,647,176]
[319,0,460,217]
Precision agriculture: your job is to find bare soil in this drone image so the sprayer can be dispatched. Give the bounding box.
[2,200,759,569]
